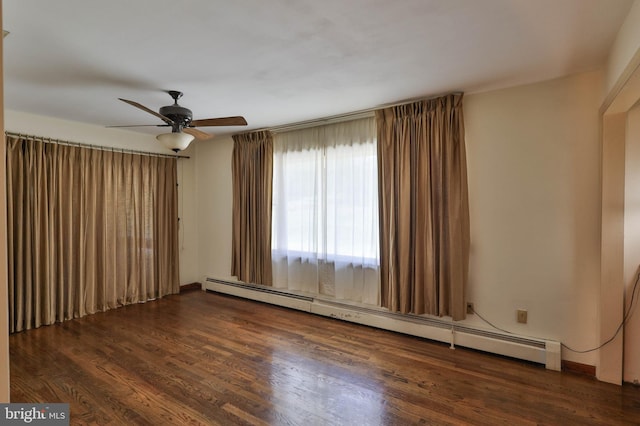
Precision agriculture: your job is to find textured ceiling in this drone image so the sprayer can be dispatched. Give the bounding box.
[3,0,635,138]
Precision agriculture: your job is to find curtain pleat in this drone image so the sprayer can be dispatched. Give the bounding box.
[6,137,180,333]
[231,130,274,285]
[376,94,470,320]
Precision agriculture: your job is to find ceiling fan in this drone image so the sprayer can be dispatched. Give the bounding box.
[112,90,247,152]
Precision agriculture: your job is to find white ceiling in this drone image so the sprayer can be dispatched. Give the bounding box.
[3,0,635,138]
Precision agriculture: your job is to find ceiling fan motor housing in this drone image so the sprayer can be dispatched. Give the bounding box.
[159,104,193,129]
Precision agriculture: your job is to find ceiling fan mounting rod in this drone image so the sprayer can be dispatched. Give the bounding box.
[168,90,183,103]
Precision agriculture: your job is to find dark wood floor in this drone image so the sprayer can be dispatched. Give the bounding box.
[9,291,640,425]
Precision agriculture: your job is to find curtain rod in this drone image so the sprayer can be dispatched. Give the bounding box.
[267,110,375,134]
[264,91,464,134]
[4,131,190,159]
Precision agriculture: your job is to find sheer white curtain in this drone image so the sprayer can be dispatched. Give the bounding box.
[272,117,379,305]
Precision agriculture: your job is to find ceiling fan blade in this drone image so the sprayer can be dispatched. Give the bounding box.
[119,98,174,125]
[190,116,247,127]
[183,127,214,140]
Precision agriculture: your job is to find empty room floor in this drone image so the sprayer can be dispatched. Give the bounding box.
[9,290,640,425]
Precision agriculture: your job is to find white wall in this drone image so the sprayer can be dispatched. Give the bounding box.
[176,143,199,285]
[624,105,640,384]
[601,0,640,384]
[462,71,603,366]
[604,0,640,103]
[194,137,235,280]
[600,112,626,384]
[6,110,174,154]
[194,71,604,366]
[4,110,199,286]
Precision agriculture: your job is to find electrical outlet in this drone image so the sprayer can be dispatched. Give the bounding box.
[517,309,528,324]
[466,302,474,314]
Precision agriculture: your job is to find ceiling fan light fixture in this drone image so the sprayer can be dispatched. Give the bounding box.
[156,132,194,152]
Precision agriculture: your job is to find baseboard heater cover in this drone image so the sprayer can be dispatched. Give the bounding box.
[204,277,561,371]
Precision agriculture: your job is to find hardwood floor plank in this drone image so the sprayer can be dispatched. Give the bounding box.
[9,291,640,425]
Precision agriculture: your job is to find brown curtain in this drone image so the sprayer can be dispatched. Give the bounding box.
[231,131,273,285]
[376,94,470,320]
[6,137,180,333]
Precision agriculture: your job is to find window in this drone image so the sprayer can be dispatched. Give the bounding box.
[271,117,379,304]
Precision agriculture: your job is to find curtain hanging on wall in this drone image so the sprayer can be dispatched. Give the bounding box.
[6,136,180,333]
[376,94,470,320]
[231,130,274,285]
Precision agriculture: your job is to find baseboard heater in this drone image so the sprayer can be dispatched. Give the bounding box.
[204,277,561,371]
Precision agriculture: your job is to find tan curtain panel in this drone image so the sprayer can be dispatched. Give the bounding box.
[6,137,180,333]
[231,130,273,285]
[376,94,470,320]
